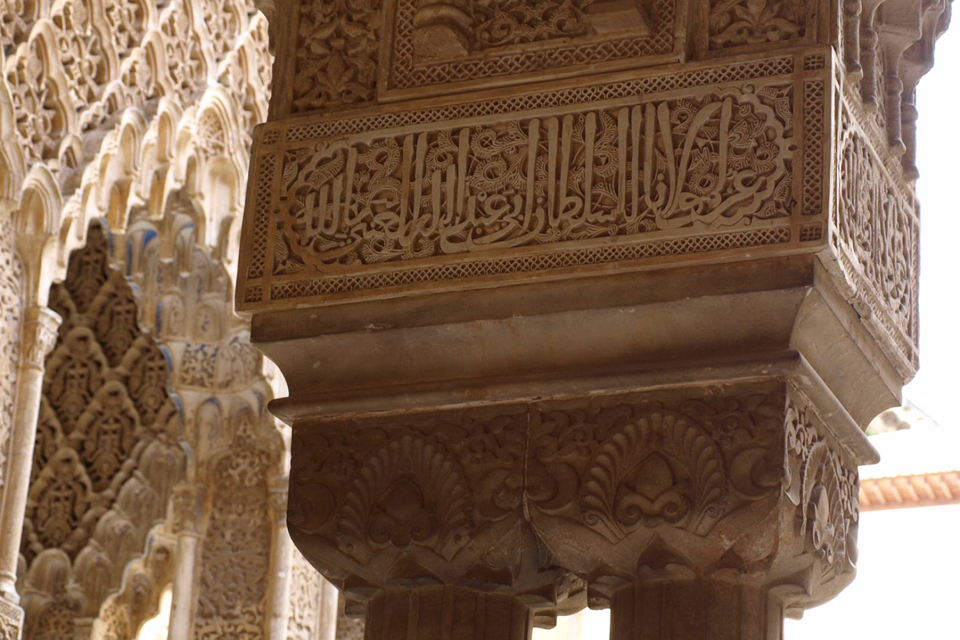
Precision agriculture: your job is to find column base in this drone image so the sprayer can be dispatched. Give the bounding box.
[610,582,785,640]
[363,587,533,640]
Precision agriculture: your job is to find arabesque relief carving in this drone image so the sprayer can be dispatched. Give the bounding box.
[283,0,679,115]
[0,0,340,629]
[289,408,583,633]
[285,380,861,637]
[243,58,812,306]
[829,97,920,374]
[195,408,276,640]
[0,216,24,500]
[246,0,949,635]
[20,222,184,639]
[275,84,793,273]
[527,382,860,608]
[708,0,808,49]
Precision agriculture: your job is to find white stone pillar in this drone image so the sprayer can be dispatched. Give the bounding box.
[265,476,292,640]
[318,578,339,640]
[168,483,205,640]
[0,306,60,602]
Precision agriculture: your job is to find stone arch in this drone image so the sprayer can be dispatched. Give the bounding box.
[97,114,147,232]
[0,59,27,201]
[3,0,339,634]
[5,25,76,164]
[19,219,185,639]
[16,167,63,306]
[96,531,176,640]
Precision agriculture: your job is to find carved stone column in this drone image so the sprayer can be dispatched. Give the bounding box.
[266,477,293,640]
[169,483,206,640]
[239,0,950,636]
[0,306,60,603]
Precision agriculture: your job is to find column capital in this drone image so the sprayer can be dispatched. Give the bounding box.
[288,408,584,639]
[170,483,207,536]
[20,306,61,370]
[527,380,860,625]
[287,374,864,638]
[267,474,289,527]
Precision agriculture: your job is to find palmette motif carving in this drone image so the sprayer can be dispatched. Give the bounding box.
[288,382,860,631]
[292,0,382,113]
[275,85,794,273]
[529,388,785,543]
[709,0,806,48]
[289,410,576,617]
[526,383,859,610]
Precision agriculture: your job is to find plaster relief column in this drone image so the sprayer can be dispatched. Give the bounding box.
[237,0,951,635]
[0,306,60,601]
[169,484,206,640]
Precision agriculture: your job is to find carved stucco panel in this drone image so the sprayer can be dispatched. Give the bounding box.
[0,215,24,500]
[242,57,822,308]
[19,223,184,639]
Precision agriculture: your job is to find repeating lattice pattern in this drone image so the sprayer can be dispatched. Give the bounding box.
[267,227,791,300]
[389,0,676,90]
[247,153,276,280]
[282,56,796,143]
[799,222,823,242]
[802,80,825,216]
[804,54,826,71]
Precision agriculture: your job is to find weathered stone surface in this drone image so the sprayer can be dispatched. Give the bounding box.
[240,0,951,636]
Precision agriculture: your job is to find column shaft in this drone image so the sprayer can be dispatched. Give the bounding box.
[265,523,293,639]
[363,587,533,640]
[168,532,200,639]
[610,582,784,640]
[0,306,59,601]
[169,483,205,639]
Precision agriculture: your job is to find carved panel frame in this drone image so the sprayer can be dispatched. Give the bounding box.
[239,51,832,310]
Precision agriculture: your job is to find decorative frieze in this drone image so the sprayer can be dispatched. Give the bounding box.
[242,55,813,307]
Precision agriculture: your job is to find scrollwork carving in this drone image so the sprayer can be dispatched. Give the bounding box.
[195,408,275,640]
[709,0,806,49]
[292,0,382,113]
[472,0,594,48]
[275,85,794,274]
[0,216,23,495]
[21,222,182,638]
